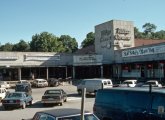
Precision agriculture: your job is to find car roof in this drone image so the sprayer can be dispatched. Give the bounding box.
[83,78,112,81]
[36,108,91,117]
[124,79,137,82]
[102,87,165,94]
[147,80,158,82]
[35,79,46,81]
[9,91,26,94]
[46,89,63,91]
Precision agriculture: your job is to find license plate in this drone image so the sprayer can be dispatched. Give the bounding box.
[9,100,13,103]
[48,98,54,100]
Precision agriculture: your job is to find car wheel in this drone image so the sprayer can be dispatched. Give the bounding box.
[3,106,9,110]
[78,89,82,95]
[64,98,67,102]
[29,100,32,106]
[22,102,26,109]
[43,103,47,107]
[60,102,63,106]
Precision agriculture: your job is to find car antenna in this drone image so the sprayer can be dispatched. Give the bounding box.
[149,84,152,93]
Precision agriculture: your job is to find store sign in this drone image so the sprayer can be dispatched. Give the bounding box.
[122,45,165,57]
[74,55,103,64]
[114,28,131,40]
[25,55,60,61]
[100,30,112,49]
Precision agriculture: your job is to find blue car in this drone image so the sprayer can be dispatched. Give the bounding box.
[1,92,33,110]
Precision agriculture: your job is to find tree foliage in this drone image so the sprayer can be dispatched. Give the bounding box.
[30,32,59,52]
[58,35,78,53]
[30,32,78,53]
[0,43,13,51]
[81,32,95,48]
[12,40,30,51]
[142,23,157,35]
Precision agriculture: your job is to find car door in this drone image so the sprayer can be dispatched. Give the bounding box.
[24,93,32,104]
[62,90,67,101]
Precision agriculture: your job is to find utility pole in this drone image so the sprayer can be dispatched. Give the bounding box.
[81,88,86,120]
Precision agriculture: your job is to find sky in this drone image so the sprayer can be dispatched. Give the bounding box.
[0,0,165,47]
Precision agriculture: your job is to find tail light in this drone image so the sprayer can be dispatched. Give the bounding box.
[16,100,20,103]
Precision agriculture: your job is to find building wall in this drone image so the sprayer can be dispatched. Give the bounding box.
[0,52,73,67]
[95,20,134,64]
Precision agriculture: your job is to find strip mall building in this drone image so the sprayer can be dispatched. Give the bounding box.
[1,20,165,83]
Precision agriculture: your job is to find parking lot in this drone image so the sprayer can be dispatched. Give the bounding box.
[0,84,95,120]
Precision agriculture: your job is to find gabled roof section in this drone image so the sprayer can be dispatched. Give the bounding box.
[135,39,165,47]
[74,45,95,55]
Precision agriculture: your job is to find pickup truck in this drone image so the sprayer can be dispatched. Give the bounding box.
[142,80,162,88]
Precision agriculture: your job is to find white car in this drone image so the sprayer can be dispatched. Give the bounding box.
[120,79,137,87]
[0,88,8,101]
[0,81,11,89]
[77,78,113,95]
[142,80,162,88]
[32,79,48,88]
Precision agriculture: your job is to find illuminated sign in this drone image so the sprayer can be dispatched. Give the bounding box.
[122,45,165,57]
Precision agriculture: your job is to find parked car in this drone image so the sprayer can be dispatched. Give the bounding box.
[94,87,165,120]
[142,80,162,88]
[120,79,137,87]
[15,83,32,95]
[32,79,48,88]
[48,78,59,87]
[77,78,113,95]
[17,80,31,86]
[0,81,11,89]
[22,108,99,120]
[0,88,8,101]
[1,92,33,110]
[41,89,67,106]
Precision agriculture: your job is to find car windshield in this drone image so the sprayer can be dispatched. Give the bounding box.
[58,114,98,120]
[7,93,22,98]
[45,90,61,94]
[123,81,132,84]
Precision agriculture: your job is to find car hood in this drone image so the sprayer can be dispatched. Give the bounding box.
[3,97,23,100]
[43,94,61,96]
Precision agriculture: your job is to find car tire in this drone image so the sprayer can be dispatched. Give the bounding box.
[43,103,47,107]
[78,89,82,95]
[60,102,63,106]
[29,100,32,106]
[3,106,9,110]
[22,102,26,109]
[64,98,67,102]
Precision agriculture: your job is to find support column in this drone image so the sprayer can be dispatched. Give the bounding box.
[72,66,75,79]
[18,68,21,81]
[101,65,103,78]
[65,66,68,78]
[46,67,49,80]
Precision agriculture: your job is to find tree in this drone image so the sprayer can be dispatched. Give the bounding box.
[154,30,165,39]
[134,27,143,39]
[81,32,95,48]
[142,23,157,38]
[12,40,30,51]
[30,32,59,52]
[0,43,13,51]
[30,32,78,53]
[58,35,78,53]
